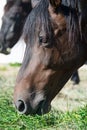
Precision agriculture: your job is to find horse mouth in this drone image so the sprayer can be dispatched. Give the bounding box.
[0,44,10,55]
[26,100,51,115]
[35,100,51,115]
[15,99,51,115]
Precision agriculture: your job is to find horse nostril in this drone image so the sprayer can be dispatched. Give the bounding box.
[16,100,26,113]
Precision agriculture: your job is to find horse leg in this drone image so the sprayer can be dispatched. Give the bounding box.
[71,70,80,85]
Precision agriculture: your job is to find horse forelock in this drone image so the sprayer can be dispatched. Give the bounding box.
[21,0,54,76]
[23,0,53,46]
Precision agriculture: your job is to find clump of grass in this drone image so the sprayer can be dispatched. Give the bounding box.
[9,63,21,67]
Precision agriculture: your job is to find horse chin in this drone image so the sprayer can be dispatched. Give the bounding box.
[35,101,51,115]
[0,41,11,54]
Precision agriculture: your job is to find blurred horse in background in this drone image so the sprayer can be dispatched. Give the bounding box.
[0,0,32,54]
[14,0,87,115]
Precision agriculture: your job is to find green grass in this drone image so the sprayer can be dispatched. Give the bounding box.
[0,66,7,71]
[0,98,87,130]
[9,63,21,67]
[0,86,87,130]
[0,64,87,130]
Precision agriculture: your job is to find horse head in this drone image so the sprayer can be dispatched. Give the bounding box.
[14,0,87,115]
[0,0,32,54]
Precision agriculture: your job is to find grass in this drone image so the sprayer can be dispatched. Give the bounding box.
[0,89,87,130]
[9,63,21,67]
[0,64,87,130]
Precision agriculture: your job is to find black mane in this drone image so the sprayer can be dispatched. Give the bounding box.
[61,0,87,44]
[61,1,81,46]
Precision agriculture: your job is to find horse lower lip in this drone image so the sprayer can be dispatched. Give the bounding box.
[35,101,51,115]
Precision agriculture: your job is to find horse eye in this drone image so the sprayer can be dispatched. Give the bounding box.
[39,36,49,44]
[39,36,43,43]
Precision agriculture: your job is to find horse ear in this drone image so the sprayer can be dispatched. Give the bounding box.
[49,0,61,8]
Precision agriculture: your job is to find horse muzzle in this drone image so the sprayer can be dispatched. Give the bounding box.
[14,89,51,115]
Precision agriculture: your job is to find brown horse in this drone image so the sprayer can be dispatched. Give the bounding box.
[14,0,87,115]
[0,0,32,54]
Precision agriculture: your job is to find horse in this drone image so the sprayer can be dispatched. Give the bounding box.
[13,0,87,115]
[0,0,32,54]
